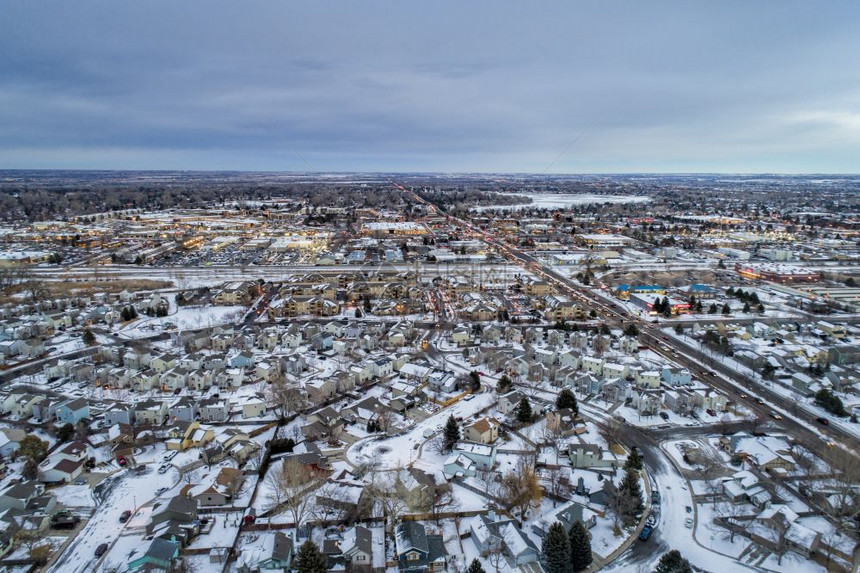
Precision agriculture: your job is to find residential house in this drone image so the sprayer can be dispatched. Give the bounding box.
[128,538,180,572]
[497,391,524,415]
[453,442,496,470]
[242,398,266,419]
[135,400,168,425]
[55,398,90,425]
[463,418,500,444]
[168,397,198,423]
[661,366,692,386]
[394,521,448,573]
[104,402,136,426]
[569,444,619,469]
[199,397,229,422]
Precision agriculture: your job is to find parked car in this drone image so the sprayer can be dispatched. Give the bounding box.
[155,487,169,496]
[651,491,661,504]
[685,517,694,529]
[816,417,829,425]
[158,465,171,475]
[119,510,132,523]
[639,525,653,541]
[95,543,109,557]
[116,456,127,466]
[706,408,716,417]
[769,411,782,420]
[659,412,670,421]
[52,514,80,529]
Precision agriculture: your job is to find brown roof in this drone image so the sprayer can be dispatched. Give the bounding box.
[53,458,83,474]
[215,467,242,487]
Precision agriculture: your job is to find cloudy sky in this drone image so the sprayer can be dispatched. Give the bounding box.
[2,1,859,173]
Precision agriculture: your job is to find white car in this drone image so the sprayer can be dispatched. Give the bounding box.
[685,517,693,529]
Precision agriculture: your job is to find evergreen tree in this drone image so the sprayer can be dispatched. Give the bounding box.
[467,558,486,573]
[721,302,731,315]
[469,371,481,391]
[294,541,327,573]
[516,398,533,424]
[540,522,572,573]
[618,467,643,524]
[443,415,460,451]
[654,549,693,573]
[624,448,643,471]
[82,328,95,346]
[743,302,751,313]
[708,303,718,314]
[568,521,593,572]
[556,389,578,414]
[497,375,512,394]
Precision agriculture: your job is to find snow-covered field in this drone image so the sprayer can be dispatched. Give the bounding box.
[471,193,650,211]
[118,305,244,338]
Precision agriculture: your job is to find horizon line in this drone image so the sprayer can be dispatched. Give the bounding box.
[1,169,860,177]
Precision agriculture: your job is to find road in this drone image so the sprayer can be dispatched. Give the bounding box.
[404,186,860,569]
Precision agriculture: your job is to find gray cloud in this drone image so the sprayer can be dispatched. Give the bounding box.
[1,0,859,172]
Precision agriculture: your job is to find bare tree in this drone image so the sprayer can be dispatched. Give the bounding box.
[476,469,500,499]
[24,280,50,304]
[0,265,23,295]
[264,459,325,529]
[313,481,350,523]
[822,447,860,532]
[599,418,624,448]
[267,380,305,420]
[717,501,749,543]
[500,454,543,520]
[487,545,506,573]
[542,424,566,465]
[365,469,409,533]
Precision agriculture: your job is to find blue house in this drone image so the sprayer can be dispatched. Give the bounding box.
[310,333,334,351]
[55,398,90,425]
[229,351,255,369]
[129,538,179,571]
[661,366,692,386]
[257,532,294,570]
[395,521,448,573]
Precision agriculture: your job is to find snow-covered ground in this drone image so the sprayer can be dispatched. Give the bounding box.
[118,304,244,338]
[48,467,180,573]
[470,193,650,211]
[345,391,496,470]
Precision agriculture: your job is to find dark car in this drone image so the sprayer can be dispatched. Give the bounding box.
[816,417,829,425]
[652,491,661,504]
[639,525,653,541]
[659,412,670,421]
[95,543,109,557]
[119,510,132,523]
[51,514,80,529]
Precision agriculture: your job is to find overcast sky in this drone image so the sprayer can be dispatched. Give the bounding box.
[2,1,859,173]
